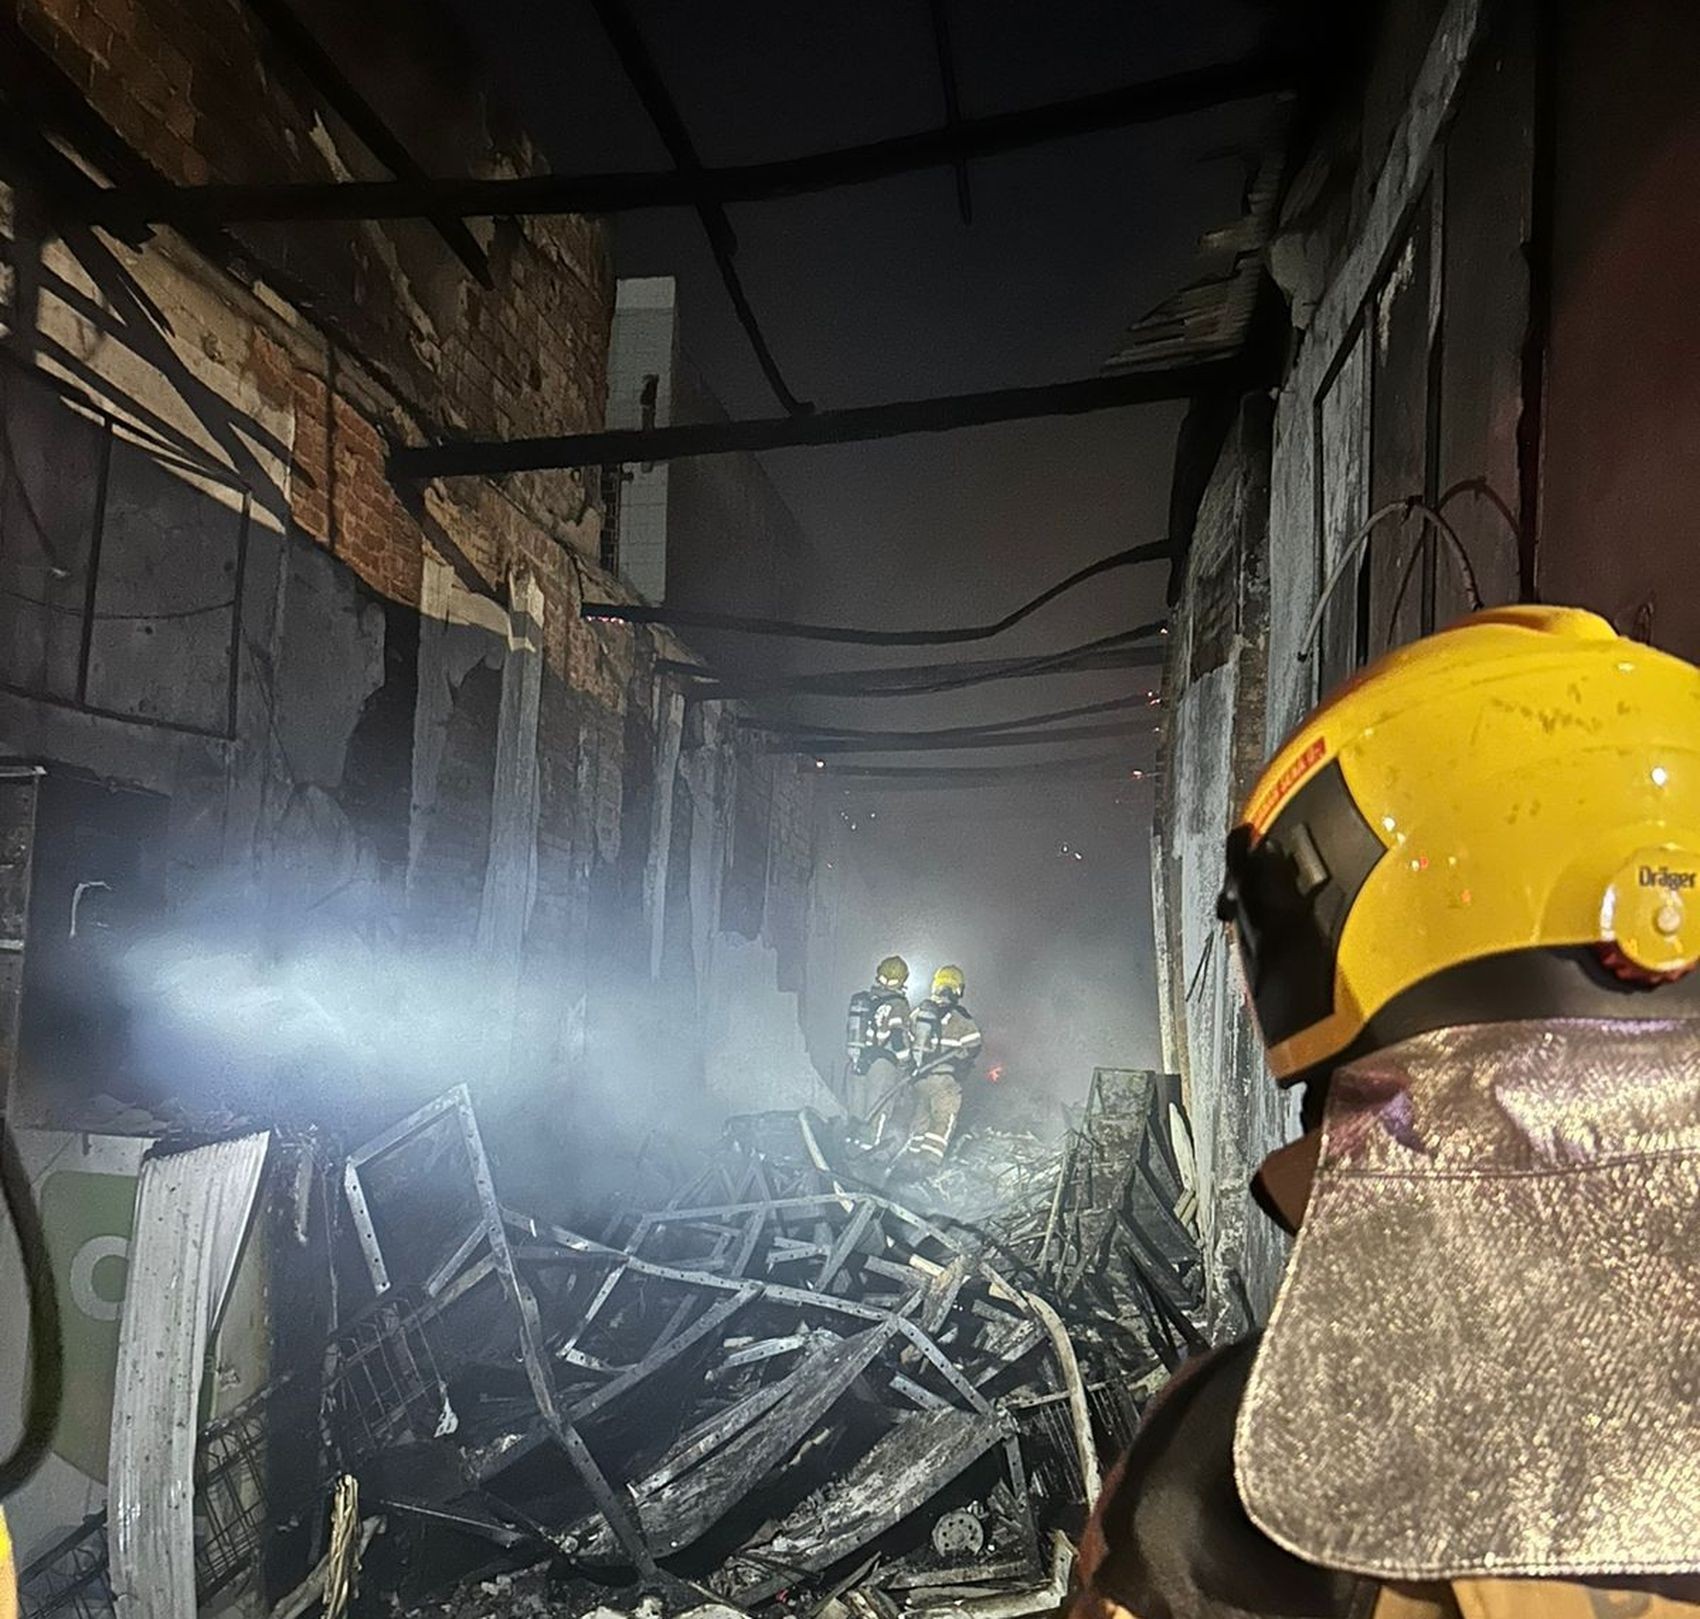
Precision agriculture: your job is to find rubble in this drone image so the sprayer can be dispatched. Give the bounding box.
[18,1071,1201,1619]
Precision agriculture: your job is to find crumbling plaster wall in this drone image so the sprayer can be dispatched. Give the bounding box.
[0,0,830,1603]
[692,739,837,1119]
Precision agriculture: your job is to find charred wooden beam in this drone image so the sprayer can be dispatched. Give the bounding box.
[236,0,493,287]
[566,1285,757,1425]
[390,359,1236,478]
[89,55,1290,227]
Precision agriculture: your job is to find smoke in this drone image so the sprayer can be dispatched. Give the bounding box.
[24,869,734,1220]
[815,779,1161,1139]
[120,915,525,1123]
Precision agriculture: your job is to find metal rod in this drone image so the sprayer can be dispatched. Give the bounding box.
[74,423,113,706]
[390,359,1236,478]
[94,56,1291,227]
[235,0,492,286]
[566,1286,757,1424]
[927,0,973,223]
[583,0,806,413]
[677,639,1166,703]
[582,538,1170,644]
[819,752,1138,783]
[739,690,1153,739]
[1020,1290,1101,1504]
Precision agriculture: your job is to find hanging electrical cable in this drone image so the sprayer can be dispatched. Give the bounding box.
[817,751,1137,784]
[1296,497,1486,662]
[735,690,1153,738]
[671,622,1167,701]
[765,717,1155,754]
[581,540,1170,644]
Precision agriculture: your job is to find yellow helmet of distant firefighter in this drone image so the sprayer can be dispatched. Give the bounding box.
[1217,604,1700,1083]
[931,965,966,1001]
[876,955,909,989]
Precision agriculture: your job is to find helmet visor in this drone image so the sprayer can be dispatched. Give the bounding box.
[1220,761,1386,1062]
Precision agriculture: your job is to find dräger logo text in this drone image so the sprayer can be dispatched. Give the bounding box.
[1640,865,1698,890]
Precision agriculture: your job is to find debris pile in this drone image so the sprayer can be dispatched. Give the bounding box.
[18,1072,1201,1619]
[1021,1068,1205,1384]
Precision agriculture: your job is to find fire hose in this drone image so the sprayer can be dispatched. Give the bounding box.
[863,1049,960,1125]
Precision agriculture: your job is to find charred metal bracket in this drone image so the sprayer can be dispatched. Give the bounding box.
[340,1158,390,1295]
[566,1285,758,1425]
[340,1088,474,1296]
[342,1088,658,1576]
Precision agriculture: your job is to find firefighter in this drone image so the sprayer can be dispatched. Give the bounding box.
[845,955,913,1121]
[1067,606,1700,1618]
[894,964,982,1173]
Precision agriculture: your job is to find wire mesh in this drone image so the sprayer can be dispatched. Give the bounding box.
[1086,1378,1143,1461]
[16,1518,114,1619]
[18,1378,295,1619]
[194,1388,275,1601]
[327,1296,453,1463]
[1012,1397,1087,1507]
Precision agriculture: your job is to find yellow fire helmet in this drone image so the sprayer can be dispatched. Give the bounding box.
[931,964,966,1000]
[1218,604,1700,1084]
[876,955,909,988]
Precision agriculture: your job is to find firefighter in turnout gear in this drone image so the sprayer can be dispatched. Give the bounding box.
[845,955,913,1119]
[1067,607,1700,1619]
[894,964,982,1174]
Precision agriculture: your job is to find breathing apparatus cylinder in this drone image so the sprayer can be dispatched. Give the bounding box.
[846,989,877,1072]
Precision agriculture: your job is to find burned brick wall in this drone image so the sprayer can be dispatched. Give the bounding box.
[16,0,610,549]
[0,0,835,1152]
